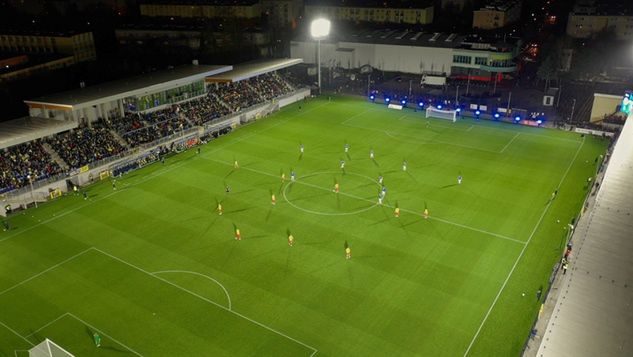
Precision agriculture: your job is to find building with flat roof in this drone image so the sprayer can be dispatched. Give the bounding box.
[566,0,633,40]
[291,28,519,81]
[0,53,76,82]
[0,30,96,63]
[24,64,232,123]
[139,0,262,19]
[473,0,522,30]
[304,0,434,25]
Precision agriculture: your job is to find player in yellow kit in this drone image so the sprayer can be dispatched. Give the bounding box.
[235,228,241,240]
[394,207,400,217]
[423,208,429,219]
[345,246,351,260]
[271,193,277,205]
[217,203,223,215]
[333,182,340,193]
[288,234,294,246]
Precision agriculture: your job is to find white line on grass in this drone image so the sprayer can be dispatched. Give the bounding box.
[152,270,232,310]
[93,247,318,356]
[24,313,69,339]
[0,248,92,298]
[0,320,34,347]
[467,125,474,132]
[462,137,585,357]
[209,158,525,246]
[347,122,501,154]
[67,313,143,356]
[341,108,375,125]
[14,350,28,357]
[500,133,520,153]
[0,101,331,246]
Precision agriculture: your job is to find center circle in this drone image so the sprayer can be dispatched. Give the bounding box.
[282,171,381,216]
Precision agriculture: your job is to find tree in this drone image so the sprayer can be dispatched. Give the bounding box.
[537,54,558,90]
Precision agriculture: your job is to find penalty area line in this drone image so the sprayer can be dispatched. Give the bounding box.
[462,137,585,356]
[92,247,318,356]
[66,312,143,357]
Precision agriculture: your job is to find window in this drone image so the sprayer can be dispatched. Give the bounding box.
[453,55,471,64]
[475,57,487,65]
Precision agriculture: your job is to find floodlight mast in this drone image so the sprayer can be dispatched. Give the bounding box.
[310,18,331,95]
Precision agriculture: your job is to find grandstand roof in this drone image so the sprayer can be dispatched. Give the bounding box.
[205,58,302,83]
[536,114,633,357]
[24,64,231,110]
[0,117,76,150]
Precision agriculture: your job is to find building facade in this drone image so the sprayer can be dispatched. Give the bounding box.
[304,2,434,25]
[472,0,522,29]
[566,1,633,40]
[139,1,262,19]
[290,31,518,81]
[0,31,96,62]
[261,0,303,27]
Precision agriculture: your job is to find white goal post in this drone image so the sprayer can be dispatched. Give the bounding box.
[425,107,457,122]
[29,339,75,357]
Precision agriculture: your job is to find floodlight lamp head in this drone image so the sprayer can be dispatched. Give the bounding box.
[437,104,443,109]
[475,110,481,115]
[311,18,331,39]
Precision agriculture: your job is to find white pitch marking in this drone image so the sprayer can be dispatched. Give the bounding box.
[0,321,34,347]
[462,137,585,356]
[24,313,69,339]
[152,270,232,310]
[0,101,330,246]
[500,133,520,153]
[67,313,143,356]
[0,248,92,298]
[209,158,524,245]
[92,248,318,356]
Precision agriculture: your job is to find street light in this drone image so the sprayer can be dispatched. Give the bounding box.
[311,18,331,95]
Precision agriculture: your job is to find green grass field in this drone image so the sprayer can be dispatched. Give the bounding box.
[0,95,608,356]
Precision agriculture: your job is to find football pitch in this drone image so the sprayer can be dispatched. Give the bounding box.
[0,96,608,356]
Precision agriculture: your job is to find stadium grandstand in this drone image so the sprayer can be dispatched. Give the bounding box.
[0,58,308,212]
[527,111,633,357]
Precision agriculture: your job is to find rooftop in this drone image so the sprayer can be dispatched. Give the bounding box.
[0,28,90,37]
[294,27,519,52]
[138,0,259,6]
[305,0,433,9]
[25,64,231,108]
[205,58,303,83]
[0,116,76,150]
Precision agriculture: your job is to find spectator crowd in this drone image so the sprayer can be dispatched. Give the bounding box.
[1,72,296,192]
[0,141,63,193]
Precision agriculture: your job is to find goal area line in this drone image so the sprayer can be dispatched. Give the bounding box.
[0,247,318,357]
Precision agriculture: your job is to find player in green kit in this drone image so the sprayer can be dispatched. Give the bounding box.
[93,332,101,347]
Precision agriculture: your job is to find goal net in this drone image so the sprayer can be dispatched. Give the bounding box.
[426,107,457,122]
[29,339,75,357]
